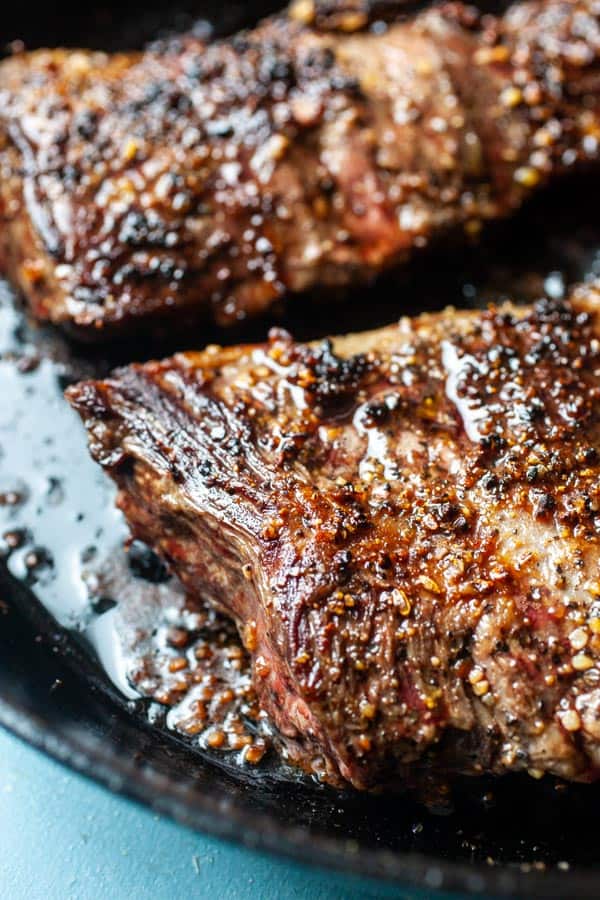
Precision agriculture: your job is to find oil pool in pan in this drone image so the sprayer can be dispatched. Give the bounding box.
[0,281,276,770]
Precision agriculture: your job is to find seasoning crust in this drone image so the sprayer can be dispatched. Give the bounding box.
[1,0,599,336]
[68,280,600,788]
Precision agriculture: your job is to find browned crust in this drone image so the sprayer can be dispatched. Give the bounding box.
[67,281,600,788]
[1,0,599,338]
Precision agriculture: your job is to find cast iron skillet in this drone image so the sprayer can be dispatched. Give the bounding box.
[3,3,600,896]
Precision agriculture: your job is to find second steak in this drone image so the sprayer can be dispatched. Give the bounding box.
[2,0,600,337]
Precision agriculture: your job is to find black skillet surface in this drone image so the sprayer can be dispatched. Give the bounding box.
[3,3,600,896]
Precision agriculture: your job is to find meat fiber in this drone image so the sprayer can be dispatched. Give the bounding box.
[1,0,599,337]
[68,280,600,788]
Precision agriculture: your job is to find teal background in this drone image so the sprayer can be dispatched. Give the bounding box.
[0,727,469,900]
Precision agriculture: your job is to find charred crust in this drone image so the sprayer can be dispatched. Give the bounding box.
[1,0,599,335]
[65,280,600,787]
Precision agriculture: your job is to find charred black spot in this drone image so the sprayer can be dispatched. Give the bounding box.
[480,472,499,491]
[361,400,390,426]
[198,459,213,477]
[74,109,99,139]
[534,491,556,517]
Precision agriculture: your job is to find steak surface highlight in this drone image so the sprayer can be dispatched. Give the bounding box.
[2,0,600,337]
[68,280,600,788]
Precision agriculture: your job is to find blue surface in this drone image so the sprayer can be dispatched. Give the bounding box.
[0,726,462,900]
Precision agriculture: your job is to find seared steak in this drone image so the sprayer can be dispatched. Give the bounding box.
[2,0,600,337]
[68,280,600,789]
